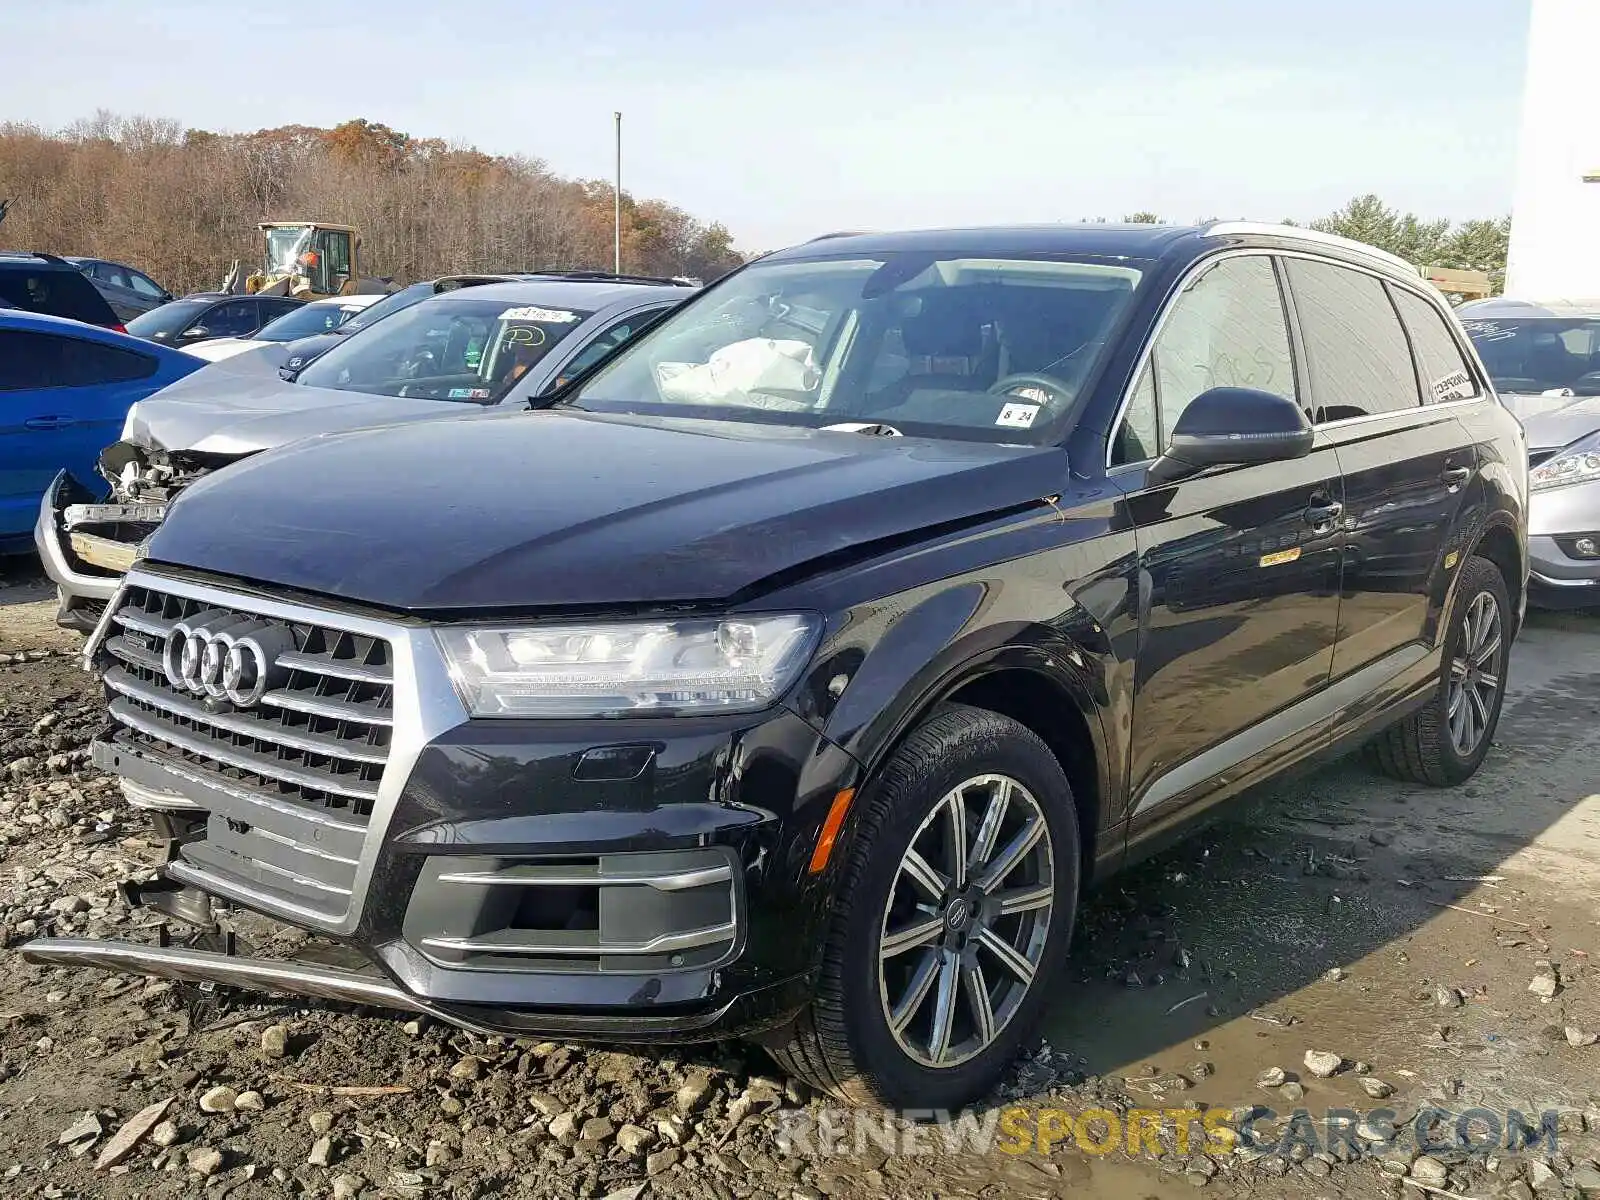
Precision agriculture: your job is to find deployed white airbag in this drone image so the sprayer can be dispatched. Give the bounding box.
[656,338,819,408]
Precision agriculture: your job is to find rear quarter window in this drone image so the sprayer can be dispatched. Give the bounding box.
[1390,287,1482,403]
[0,330,157,390]
[0,266,118,325]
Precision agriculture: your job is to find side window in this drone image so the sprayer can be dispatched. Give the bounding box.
[1391,287,1481,404]
[1149,254,1296,444]
[1112,367,1159,465]
[97,263,133,289]
[127,271,166,299]
[0,331,63,390]
[62,340,158,386]
[1285,259,1420,422]
[0,332,154,390]
[200,302,258,337]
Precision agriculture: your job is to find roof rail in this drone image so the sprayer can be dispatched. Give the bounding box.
[805,230,872,243]
[27,251,71,266]
[523,270,698,287]
[1202,221,1422,278]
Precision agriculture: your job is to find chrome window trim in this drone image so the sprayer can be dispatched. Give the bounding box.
[88,566,470,937]
[1104,246,1493,474]
[1201,221,1423,279]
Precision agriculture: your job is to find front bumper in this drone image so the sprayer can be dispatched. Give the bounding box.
[34,472,158,630]
[19,937,815,1043]
[1527,479,1600,608]
[26,566,859,1041]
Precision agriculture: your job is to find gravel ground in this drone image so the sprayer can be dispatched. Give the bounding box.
[0,559,1597,1199]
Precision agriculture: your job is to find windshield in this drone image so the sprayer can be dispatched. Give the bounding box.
[1462,316,1600,396]
[256,301,367,342]
[127,298,211,339]
[264,226,314,276]
[294,295,593,401]
[567,252,1145,443]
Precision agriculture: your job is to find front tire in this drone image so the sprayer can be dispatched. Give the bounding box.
[767,704,1080,1109]
[1367,554,1510,786]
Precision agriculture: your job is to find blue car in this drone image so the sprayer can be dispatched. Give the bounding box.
[0,310,203,549]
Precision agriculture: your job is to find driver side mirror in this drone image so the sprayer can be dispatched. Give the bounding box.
[181,326,209,340]
[1147,386,1313,485]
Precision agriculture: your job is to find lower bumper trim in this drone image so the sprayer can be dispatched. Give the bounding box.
[20,936,811,1042]
[19,936,465,1020]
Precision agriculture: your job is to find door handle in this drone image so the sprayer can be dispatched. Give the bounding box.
[1304,500,1343,527]
[1441,466,1471,489]
[24,415,77,431]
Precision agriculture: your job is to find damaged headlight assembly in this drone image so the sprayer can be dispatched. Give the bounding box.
[436,614,822,718]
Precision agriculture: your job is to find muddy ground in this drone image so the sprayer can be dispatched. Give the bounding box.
[0,555,1596,1199]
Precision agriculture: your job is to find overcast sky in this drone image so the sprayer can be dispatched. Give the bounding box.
[0,0,1530,252]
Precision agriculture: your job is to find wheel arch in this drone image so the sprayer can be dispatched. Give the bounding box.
[842,654,1111,889]
[1469,518,1525,639]
[942,670,1102,877]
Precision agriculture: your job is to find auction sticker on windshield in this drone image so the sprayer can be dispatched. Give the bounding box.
[501,306,580,323]
[996,402,1041,429]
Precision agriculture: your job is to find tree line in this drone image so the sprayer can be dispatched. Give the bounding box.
[0,112,746,295]
[0,111,1511,299]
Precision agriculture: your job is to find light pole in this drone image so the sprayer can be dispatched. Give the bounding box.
[613,111,622,275]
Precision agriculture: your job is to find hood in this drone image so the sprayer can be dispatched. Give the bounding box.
[121,360,465,457]
[1504,392,1600,452]
[146,409,1063,612]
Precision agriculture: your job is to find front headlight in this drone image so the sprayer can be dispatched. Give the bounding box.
[1530,441,1600,492]
[436,614,821,718]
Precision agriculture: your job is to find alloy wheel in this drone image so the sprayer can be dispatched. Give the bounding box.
[877,773,1055,1069]
[1446,589,1503,756]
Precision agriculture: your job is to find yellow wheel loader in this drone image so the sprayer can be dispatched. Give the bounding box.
[226,222,391,300]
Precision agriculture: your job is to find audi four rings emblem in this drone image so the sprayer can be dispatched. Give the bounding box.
[162,613,292,708]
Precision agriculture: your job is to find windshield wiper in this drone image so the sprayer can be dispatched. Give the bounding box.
[820,422,903,437]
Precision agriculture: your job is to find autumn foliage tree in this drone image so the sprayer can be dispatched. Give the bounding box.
[0,111,746,294]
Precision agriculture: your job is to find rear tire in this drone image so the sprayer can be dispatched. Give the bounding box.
[766,704,1080,1109]
[1367,554,1510,786]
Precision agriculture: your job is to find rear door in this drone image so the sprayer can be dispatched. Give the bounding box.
[1113,252,1344,843]
[1282,258,1479,677]
[0,329,160,537]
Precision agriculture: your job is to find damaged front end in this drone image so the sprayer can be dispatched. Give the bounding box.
[35,443,236,633]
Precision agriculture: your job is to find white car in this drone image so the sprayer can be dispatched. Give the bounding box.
[182,294,386,362]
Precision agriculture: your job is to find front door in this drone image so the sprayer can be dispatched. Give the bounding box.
[1110,253,1344,844]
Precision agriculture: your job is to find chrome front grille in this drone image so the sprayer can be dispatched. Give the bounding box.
[90,569,466,935]
[102,583,394,818]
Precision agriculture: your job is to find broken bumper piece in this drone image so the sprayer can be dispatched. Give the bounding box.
[18,935,804,1042]
[21,936,451,1019]
[35,472,162,629]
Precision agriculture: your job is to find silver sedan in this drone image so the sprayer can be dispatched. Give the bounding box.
[1459,298,1600,608]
